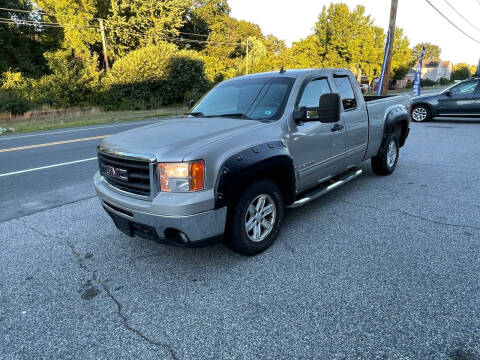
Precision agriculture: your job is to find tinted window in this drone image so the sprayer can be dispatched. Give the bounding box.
[450,80,479,96]
[334,76,357,110]
[298,78,331,108]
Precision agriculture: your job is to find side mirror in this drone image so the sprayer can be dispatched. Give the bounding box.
[188,99,196,109]
[317,93,341,123]
[293,93,341,124]
[444,90,451,97]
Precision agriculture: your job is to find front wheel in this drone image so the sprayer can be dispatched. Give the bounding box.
[411,105,431,122]
[225,179,284,256]
[371,135,399,176]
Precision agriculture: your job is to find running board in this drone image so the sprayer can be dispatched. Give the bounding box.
[287,169,363,209]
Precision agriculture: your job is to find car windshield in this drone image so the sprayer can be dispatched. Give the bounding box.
[189,77,295,121]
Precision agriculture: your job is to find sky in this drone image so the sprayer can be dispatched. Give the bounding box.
[229,0,480,65]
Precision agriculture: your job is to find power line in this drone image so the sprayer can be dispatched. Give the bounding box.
[424,0,480,45]
[443,0,480,32]
[0,6,42,14]
[0,18,99,29]
[0,6,218,39]
[0,6,104,20]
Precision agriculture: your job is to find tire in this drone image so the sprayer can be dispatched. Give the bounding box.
[225,179,284,256]
[371,133,400,176]
[411,104,431,122]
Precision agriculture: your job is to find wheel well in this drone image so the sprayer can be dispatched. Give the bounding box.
[396,120,409,147]
[413,103,432,113]
[226,164,295,208]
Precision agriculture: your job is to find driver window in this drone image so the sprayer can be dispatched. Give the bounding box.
[298,78,331,108]
[450,81,478,96]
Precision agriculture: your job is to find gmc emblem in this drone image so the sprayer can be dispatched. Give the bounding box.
[105,165,129,181]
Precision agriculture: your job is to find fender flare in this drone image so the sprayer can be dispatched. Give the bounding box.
[215,141,296,209]
[379,106,410,153]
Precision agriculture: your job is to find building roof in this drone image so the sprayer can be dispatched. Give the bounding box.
[421,60,451,68]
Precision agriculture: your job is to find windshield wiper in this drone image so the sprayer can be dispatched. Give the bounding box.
[185,111,206,117]
[207,113,251,120]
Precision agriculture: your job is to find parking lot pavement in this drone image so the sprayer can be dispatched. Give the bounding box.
[1,121,480,359]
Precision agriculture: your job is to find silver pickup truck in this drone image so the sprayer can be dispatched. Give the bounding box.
[94,68,411,255]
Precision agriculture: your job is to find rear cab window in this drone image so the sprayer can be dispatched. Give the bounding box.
[333,75,357,110]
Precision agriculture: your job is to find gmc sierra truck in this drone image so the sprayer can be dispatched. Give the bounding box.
[94,68,411,255]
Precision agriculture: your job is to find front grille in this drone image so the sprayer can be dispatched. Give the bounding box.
[98,152,152,196]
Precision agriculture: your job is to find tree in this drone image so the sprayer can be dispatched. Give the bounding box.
[106,0,189,59]
[451,63,472,80]
[202,16,264,81]
[390,27,413,83]
[179,0,230,51]
[37,0,106,61]
[0,0,62,77]
[412,42,441,61]
[284,4,389,83]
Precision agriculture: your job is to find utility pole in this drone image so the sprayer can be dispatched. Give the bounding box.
[246,38,249,75]
[380,0,398,95]
[99,19,110,72]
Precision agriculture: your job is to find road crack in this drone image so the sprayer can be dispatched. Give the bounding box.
[339,200,480,231]
[20,221,180,360]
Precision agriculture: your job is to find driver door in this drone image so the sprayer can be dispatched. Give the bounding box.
[290,77,346,192]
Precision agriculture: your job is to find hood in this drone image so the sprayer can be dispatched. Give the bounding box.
[100,117,266,162]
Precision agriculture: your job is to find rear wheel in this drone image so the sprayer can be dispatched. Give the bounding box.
[371,133,399,176]
[411,105,431,122]
[225,179,284,256]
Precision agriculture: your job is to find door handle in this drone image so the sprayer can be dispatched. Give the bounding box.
[331,123,344,132]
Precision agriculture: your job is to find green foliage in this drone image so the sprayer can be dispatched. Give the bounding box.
[179,0,231,51]
[421,78,436,87]
[0,89,31,115]
[99,44,210,110]
[412,42,441,61]
[106,0,189,59]
[0,0,63,77]
[451,63,473,80]
[1,71,32,114]
[439,77,451,85]
[37,0,104,60]
[31,50,102,107]
[104,43,178,85]
[390,64,410,83]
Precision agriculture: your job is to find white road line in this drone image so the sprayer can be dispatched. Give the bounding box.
[0,119,159,141]
[0,157,97,177]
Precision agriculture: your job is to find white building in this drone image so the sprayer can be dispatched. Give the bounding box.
[420,60,452,81]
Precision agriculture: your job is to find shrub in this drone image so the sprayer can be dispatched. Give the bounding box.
[0,72,31,115]
[99,44,210,110]
[0,89,31,115]
[104,43,178,86]
[30,50,102,108]
[421,78,436,87]
[439,77,451,85]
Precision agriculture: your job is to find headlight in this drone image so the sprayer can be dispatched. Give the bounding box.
[158,160,204,192]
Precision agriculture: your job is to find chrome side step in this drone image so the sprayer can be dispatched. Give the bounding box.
[287,169,363,209]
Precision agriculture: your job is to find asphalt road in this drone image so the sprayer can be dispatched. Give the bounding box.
[1,116,480,359]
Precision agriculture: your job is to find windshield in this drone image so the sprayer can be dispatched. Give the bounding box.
[190,77,295,120]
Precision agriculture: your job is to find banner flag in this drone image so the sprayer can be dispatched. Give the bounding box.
[377,30,391,96]
[412,46,426,97]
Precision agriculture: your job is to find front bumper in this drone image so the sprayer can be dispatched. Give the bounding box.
[94,172,227,246]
